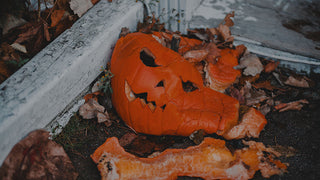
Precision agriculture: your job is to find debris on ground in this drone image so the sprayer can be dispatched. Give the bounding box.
[0,0,105,84]
[0,129,78,180]
[274,99,309,112]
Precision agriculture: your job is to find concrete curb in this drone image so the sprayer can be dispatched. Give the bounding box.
[0,0,143,164]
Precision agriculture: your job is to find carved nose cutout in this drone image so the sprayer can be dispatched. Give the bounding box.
[140,48,160,67]
[156,80,164,87]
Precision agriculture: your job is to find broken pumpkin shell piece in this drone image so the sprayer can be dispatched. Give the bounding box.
[91,137,287,180]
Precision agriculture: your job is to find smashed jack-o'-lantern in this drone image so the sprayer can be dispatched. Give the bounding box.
[91,137,287,180]
[110,32,240,136]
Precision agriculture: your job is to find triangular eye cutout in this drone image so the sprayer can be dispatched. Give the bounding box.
[140,48,160,67]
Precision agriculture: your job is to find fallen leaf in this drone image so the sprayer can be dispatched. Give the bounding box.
[83,91,103,102]
[205,42,221,64]
[1,42,20,61]
[91,0,100,5]
[253,81,278,91]
[10,43,27,53]
[50,9,66,27]
[187,28,209,41]
[236,52,264,76]
[70,0,93,17]
[189,129,205,145]
[119,132,138,147]
[284,75,310,88]
[271,144,297,158]
[79,98,105,119]
[125,136,156,157]
[259,104,271,115]
[272,72,285,86]
[14,23,41,44]
[223,11,235,27]
[119,27,130,38]
[183,49,208,62]
[0,130,78,180]
[241,81,269,106]
[274,99,309,112]
[264,60,280,73]
[227,86,245,104]
[97,111,111,125]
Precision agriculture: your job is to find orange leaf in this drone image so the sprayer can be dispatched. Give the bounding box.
[264,60,280,73]
[50,10,66,27]
[91,0,100,4]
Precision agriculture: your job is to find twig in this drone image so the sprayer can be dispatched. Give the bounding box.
[38,0,41,21]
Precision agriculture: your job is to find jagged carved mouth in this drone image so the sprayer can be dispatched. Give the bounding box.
[125,80,159,112]
[124,79,199,113]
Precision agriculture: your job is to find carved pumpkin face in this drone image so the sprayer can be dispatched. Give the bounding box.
[110,32,239,136]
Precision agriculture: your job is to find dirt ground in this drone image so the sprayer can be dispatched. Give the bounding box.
[54,70,320,180]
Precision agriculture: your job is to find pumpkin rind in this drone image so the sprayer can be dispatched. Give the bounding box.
[110,32,239,136]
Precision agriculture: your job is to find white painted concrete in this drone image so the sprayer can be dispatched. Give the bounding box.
[0,0,143,164]
[145,0,201,34]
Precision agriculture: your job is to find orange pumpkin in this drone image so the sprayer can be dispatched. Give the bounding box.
[110,32,239,136]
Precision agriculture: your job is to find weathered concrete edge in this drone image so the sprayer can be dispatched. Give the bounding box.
[234,36,320,74]
[0,0,144,164]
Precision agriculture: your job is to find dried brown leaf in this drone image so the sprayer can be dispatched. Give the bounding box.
[119,27,130,38]
[189,129,205,145]
[79,98,105,119]
[205,42,221,64]
[119,132,138,147]
[228,86,245,104]
[187,28,209,41]
[70,0,93,17]
[91,0,100,4]
[50,10,66,27]
[97,111,111,124]
[0,130,78,180]
[253,81,278,91]
[264,60,280,73]
[183,49,208,62]
[125,136,156,157]
[223,11,235,27]
[274,99,309,112]
[241,81,269,106]
[236,52,263,76]
[14,23,41,44]
[284,76,310,88]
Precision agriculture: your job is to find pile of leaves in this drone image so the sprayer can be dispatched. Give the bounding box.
[0,0,103,84]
